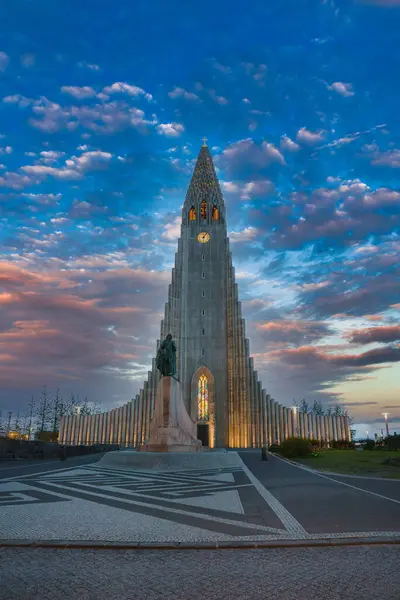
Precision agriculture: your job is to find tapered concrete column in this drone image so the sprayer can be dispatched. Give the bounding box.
[64,416,70,445]
[323,416,329,444]
[120,405,127,447]
[104,411,111,444]
[291,408,299,438]
[279,405,284,443]
[286,407,293,438]
[332,416,338,441]
[133,395,139,446]
[298,412,305,438]
[282,407,288,441]
[267,396,273,445]
[344,416,351,441]
[308,414,314,439]
[138,391,144,445]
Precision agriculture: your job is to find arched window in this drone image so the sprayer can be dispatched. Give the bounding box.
[212,205,219,221]
[189,206,196,221]
[197,374,209,421]
[200,200,207,220]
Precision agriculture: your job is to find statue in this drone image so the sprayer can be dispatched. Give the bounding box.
[156,334,177,377]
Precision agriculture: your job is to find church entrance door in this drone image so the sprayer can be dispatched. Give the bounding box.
[197,424,209,447]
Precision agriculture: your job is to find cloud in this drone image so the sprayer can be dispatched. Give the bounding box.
[20,150,112,182]
[347,325,400,344]
[229,227,259,243]
[168,87,200,102]
[280,136,300,152]
[219,139,286,177]
[256,319,332,344]
[102,82,153,101]
[77,61,100,71]
[371,149,400,168]
[0,51,9,71]
[221,179,275,199]
[156,122,185,137]
[21,53,35,67]
[61,86,97,99]
[296,127,326,145]
[327,82,355,97]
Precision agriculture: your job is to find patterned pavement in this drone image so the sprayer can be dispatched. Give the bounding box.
[1,451,400,545]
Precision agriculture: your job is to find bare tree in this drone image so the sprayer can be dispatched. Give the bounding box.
[311,400,325,416]
[299,399,309,414]
[0,411,6,437]
[27,396,35,440]
[36,386,52,433]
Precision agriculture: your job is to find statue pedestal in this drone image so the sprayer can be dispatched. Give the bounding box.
[138,376,202,453]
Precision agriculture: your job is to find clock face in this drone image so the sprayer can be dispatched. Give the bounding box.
[197,232,210,243]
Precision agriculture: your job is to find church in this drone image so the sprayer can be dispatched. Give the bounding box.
[59,143,350,448]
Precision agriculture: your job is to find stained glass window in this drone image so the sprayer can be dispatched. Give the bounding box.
[197,374,209,421]
[189,206,196,220]
[200,200,207,219]
[212,205,219,221]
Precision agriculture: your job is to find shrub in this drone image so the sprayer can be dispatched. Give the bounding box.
[385,435,400,451]
[279,437,313,459]
[364,439,375,450]
[268,443,280,453]
[332,439,355,450]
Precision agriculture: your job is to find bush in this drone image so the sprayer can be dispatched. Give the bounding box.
[332,439,356,450]
[279,437,313,459]
[364,439,375,450]
[385,435,400,451]
[268,443,280,453]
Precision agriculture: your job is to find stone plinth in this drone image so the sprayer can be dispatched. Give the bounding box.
[98,449,241,471]
[139,376,202,453]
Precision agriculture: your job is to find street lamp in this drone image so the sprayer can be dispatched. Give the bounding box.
[382,412,390,437]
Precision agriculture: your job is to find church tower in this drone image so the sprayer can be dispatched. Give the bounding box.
[59,143,353,448]
[159,141,259,448]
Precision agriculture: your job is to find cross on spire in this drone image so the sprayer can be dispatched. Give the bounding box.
[201,136,208,146]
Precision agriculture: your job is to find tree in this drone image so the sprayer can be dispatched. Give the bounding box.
[0,411,6,437]
[299,399,309,414]
[36,386,52,433]
[311,400,325,416]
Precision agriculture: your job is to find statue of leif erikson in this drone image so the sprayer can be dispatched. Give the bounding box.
[156,334,177,377]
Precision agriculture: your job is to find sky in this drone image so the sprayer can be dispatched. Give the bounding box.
[0,0,399,439]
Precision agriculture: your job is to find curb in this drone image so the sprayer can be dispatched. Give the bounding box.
[1,537,400,550]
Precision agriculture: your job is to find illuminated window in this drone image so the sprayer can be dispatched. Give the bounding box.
[212,205,219,221]
[189,207,196,221]
[197,374,209,421]
[200,200,207,219]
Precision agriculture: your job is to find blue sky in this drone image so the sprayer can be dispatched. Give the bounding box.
[0,0,399,438]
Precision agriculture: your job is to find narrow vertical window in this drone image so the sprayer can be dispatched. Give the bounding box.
[202,272,205,279]
[202,290,205,297]
[202,328,205,335]
[200,200,207,219]
[189,206,196,221]
[197,374,208,420]
[212,205,219,221]
[201,348,205,356]
[202,309,205,316]
[202,254,205,261]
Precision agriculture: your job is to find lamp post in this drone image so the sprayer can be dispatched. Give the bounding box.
[382,412,390,437]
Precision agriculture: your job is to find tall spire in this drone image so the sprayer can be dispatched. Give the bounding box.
[183,143,225,212]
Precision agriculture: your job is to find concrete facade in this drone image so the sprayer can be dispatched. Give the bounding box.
[59,145,350,448]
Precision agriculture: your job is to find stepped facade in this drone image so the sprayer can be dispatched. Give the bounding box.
[59,144,350,447]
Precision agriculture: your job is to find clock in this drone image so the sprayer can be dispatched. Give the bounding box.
[197,232,210,243]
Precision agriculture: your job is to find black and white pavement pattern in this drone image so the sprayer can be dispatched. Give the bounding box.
[1,451,399,545]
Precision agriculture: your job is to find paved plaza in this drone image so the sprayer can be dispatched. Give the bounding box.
[1,452,400,599]
[1,451,399,546]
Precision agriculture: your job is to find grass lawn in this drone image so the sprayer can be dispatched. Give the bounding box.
[294,449,400,479]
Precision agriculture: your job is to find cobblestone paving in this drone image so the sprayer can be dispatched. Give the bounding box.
[1,546,399,600]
